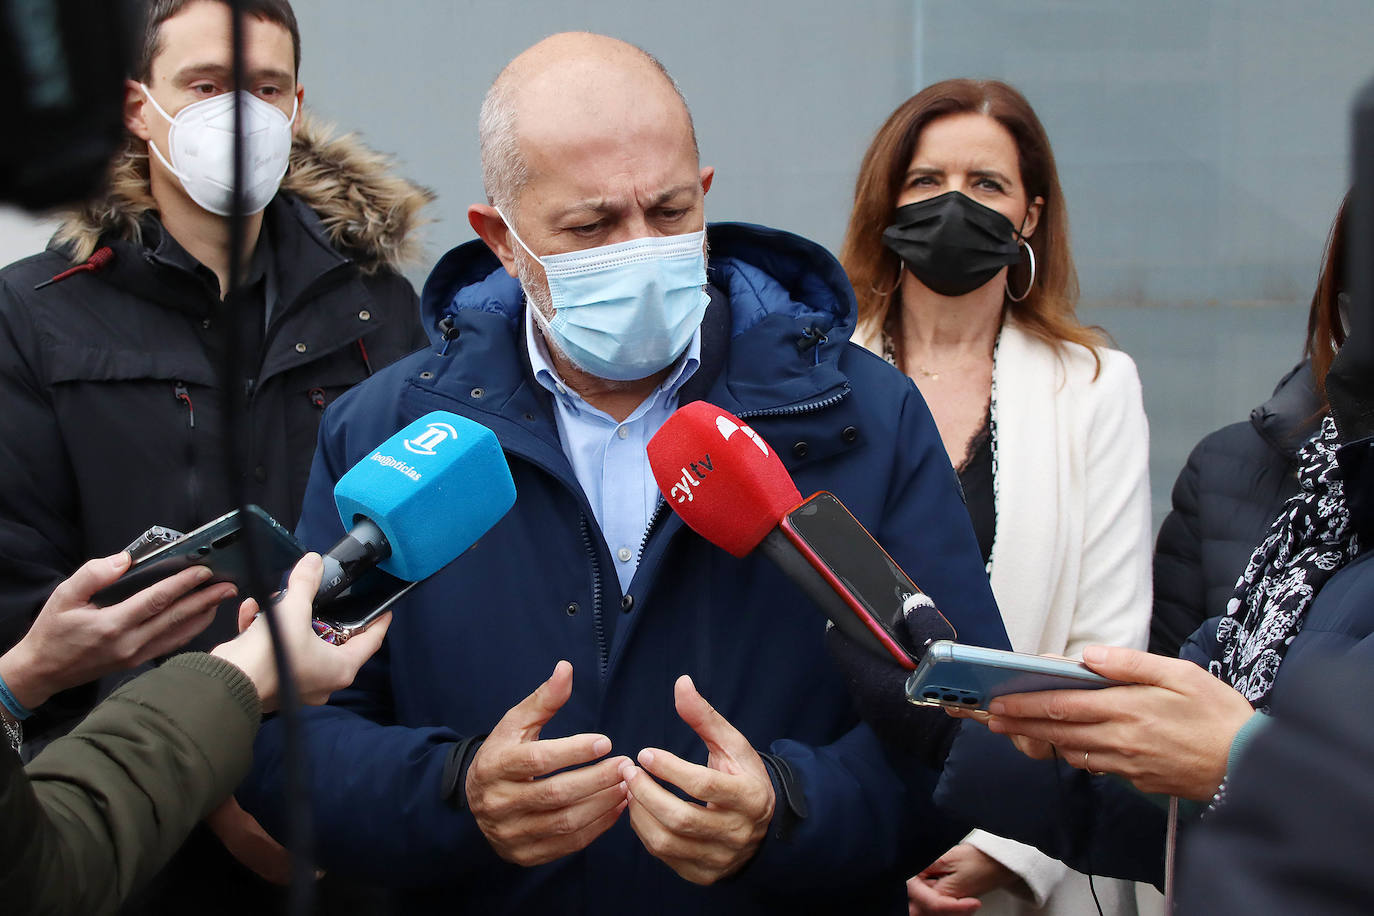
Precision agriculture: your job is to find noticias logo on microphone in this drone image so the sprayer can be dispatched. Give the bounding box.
[370,452,422,481]
[404,421,458,456]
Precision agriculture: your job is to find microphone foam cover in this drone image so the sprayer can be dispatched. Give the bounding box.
[334,411,516,581]
[648,400,801,557]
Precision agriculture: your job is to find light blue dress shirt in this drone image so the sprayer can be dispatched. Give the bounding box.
[525,306,701,593]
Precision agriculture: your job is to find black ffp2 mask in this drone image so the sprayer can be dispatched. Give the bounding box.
[881,191,1024,297]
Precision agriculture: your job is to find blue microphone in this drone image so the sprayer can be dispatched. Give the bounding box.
[315,411,517,603]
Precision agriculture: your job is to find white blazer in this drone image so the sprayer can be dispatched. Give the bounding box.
[859,318,1153,914]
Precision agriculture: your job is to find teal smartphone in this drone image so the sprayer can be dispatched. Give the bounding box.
[904,640,1125,710]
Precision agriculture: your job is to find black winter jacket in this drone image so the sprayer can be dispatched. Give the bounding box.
[0,117,431,739]
[1150,362,1321,657]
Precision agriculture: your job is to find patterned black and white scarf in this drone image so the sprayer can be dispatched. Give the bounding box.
[1211,415,1360,706]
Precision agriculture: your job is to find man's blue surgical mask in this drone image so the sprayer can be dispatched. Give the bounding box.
[498,208,710,381]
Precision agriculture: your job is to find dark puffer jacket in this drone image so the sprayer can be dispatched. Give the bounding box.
[1150,362,1321,657]
[0,115,431,740]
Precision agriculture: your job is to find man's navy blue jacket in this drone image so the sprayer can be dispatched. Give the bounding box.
[240,223,1009,913]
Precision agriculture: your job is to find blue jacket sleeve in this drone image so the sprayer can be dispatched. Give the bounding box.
[933,722,1169,888]
[239,706,503,887]
[739,724,968,891]
[932,627,1224,889]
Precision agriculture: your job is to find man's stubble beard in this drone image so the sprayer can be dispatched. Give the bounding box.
[512,244,643,392]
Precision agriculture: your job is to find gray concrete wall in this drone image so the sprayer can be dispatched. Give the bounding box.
[4,0,1371,528]
[910,0,1373,521]
[289,0,915,271]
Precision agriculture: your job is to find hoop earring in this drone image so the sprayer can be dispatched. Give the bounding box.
[1006,240,1035,302]
[871,262,904,297]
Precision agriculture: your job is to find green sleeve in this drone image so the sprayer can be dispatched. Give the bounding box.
[1226,709,1271,775]
[0,653,260,916]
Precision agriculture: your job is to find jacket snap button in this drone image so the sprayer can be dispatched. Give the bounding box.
[294,342,307,353]
[471,387,485,399]
[201,318,212,330]
[419,371,434,380]
[792,441,809,459]
[566,602,579,616]
[358,309,371,321]
[842,426,858,443]
[620,594,634,613]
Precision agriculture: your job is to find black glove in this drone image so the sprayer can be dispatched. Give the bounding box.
[824,594,959,768]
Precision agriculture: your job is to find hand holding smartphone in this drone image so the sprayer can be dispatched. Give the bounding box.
[92,506,303,607]
[905,641,1126,711]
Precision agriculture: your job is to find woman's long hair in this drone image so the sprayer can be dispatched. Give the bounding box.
[1307,190,1350,405]
[840,79,1100,372]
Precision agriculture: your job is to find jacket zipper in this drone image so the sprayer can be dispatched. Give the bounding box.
[414,382,851,678]
[578,514,609,679]
[635,498,670,567]
[173,381,200,516]
[633,385,852,568]
[734,384,850,421]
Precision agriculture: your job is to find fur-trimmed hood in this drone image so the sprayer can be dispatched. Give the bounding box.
[52,112,434,275]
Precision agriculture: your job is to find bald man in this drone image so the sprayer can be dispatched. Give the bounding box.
[240,33,1008,914]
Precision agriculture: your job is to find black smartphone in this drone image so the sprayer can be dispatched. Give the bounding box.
[92,505,304,606]
[905,641,1125,710]
[310,568,415,645]
[120,524,185,563]
[777,491,956,670]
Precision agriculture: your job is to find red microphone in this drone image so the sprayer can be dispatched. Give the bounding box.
[648,401,955,670]
[648,400,801,557]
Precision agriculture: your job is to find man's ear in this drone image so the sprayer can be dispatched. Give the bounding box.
[700,166,715,195]
[290,83,305,138]
[1021,195,1044,240]
[469,204,520,278]
[125,79,152,141]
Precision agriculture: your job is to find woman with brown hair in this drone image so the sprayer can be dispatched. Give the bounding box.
[1151,192,1349,658]
[840,79,1152,915]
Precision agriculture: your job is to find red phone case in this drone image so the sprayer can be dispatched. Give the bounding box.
[779,493,920,671]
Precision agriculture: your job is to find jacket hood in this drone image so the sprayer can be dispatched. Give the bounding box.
[51,112,434,275]
[1251,360,1323,458]
[418,221,856,348]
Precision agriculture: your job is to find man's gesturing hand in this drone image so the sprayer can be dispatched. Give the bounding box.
[621,675,775,885]
[465,660,630,866]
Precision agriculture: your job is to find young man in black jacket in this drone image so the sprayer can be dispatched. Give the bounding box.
[0,0,429,731]
[0,0,429,909]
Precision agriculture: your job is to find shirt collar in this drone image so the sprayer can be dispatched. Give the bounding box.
[524,305,701,415]
[143,216,275,305]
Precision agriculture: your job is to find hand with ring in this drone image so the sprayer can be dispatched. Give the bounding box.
[981,646,1255,800]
